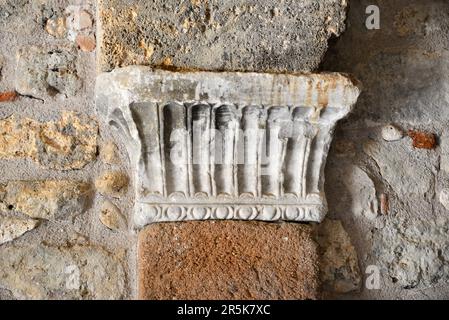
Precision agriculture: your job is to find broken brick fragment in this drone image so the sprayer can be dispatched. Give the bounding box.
[0,91,18,102]
[408,130,437,149]
[76,34,96,52]
[380,193,389,215]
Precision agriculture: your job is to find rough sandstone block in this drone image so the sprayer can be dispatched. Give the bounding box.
[0,216,40,245]
[0,180,91,220]
[0,112,98,170]
[95,170,129,198]
[138,221,320,300]
[98,0,348,72]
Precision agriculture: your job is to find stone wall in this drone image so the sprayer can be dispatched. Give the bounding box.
[1,0,448,300]
[323,0,449,299]
[0,0,134,299]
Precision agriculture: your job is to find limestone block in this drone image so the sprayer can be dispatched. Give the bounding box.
[0,244,126,299]
[0,216,39,245]
[98,0,348,72]
[0,180,91,220]
[99,200,127,231]
[0,112,98,170]
[95,171,129,198]
[15,47,81,99]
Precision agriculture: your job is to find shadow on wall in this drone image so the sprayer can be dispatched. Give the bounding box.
[322,0,449,124]
[321,0,449,299]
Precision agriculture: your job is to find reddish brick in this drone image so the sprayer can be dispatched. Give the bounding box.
[408,130,437,149]
[138,221,320,300]
[76,34,96,52]
[0,91,17,102]
[380,193,389,215]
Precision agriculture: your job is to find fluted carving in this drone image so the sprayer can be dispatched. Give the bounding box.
[96,67,361,228]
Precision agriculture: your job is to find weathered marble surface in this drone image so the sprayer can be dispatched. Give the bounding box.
[96,67,361,227]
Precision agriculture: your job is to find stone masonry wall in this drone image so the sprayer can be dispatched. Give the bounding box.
[1,0,449,300]
[323,0,449,299]
[0,0,133,299]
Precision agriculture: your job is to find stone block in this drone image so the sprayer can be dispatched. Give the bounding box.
[0,216,39,245]
[98,0,348,72]
[138,220,319,300]
[15,47,81,100]
[316,219,361,293]
[0,180,91,220]
[96,67,361,226]
[0,112,98,170]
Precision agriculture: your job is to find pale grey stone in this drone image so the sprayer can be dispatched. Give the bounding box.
[440,131,449,174]
[341,165,378,220]
[439,188,449,211]
[316,219,362,293]
[15,47,82,100]
[363,139,436,198]
[0,216,39,245]
[0,244,126,299]
[381,124,404,142]
[373,215,449,289]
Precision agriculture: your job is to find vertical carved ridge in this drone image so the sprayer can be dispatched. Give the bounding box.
[214,105,237,197]
[307,123,334,195]
[284,107,317,198]
[262,107,290,198]
[238,106,261,198]
[191,104,212,197]
[130,102,164,197]
[163,102,189,198]
[156,103,166,197]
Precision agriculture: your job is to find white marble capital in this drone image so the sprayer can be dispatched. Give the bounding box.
[96,66,361,228]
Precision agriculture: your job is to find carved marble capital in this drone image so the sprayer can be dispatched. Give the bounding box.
[96,66,361,227]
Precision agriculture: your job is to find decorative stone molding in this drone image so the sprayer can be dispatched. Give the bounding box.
[96,66,361,227]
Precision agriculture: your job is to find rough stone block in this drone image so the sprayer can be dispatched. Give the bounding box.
[95,170,129,198]
[0,216,39,245]
[0,244,126,299]
[15,47,82,100]
[0,112,98,170]
[98,0,348,72]
[99,199,127,231]
[316,219,361,293]
[0,180,91,220]
[138,220,319,300]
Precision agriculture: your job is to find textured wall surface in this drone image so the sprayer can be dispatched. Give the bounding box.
[98,0,348,72]
[138,221,319,300]
[1,0,449,300]
[0,0,135,300]
[323,0,449,299]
